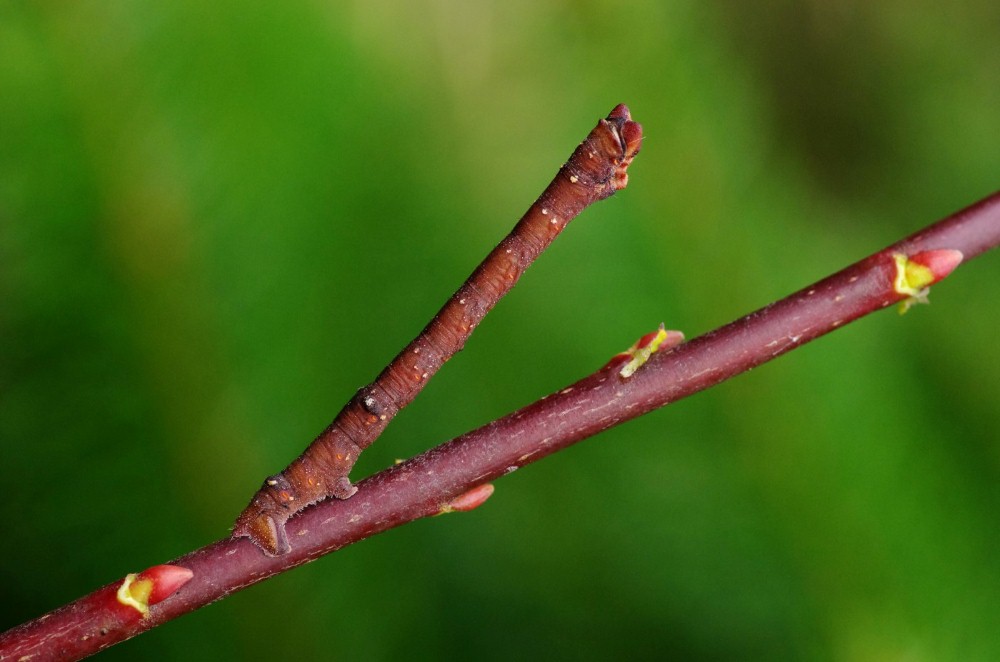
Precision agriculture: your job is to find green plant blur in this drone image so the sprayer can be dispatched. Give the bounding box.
[2,2,999,659]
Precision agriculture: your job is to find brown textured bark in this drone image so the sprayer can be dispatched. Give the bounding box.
[233,104,643,555]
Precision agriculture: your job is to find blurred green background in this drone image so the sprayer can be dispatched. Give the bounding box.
[2,1,999,659]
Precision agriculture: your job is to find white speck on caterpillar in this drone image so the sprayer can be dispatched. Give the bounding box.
[569,175,579,183]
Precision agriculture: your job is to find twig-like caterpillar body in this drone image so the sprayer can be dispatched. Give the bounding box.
[233,105,643,555]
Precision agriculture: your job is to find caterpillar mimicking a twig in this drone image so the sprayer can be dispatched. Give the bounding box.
[233,104,643,555]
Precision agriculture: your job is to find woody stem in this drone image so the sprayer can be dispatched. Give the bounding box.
[3,191,998,661]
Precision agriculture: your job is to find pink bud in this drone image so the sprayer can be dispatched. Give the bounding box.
[443,484,495,513]
[908,249,964,283]
[138,565,195,606]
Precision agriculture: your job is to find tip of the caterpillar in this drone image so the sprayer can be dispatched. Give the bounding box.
[601,104,642,192]
[605,105,642,154]
[233,507,291,557]
[608,103,631,121]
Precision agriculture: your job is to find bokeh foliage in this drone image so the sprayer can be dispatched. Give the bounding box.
[2,1,999,659]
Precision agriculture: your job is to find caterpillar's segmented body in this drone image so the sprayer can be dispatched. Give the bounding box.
[233,105,643,555]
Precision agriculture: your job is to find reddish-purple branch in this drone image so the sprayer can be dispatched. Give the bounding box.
[3,192,998,661]
[234,104,642,556]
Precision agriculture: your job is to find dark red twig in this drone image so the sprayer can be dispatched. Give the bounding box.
[234,104,642,555]
[2,186,996,660]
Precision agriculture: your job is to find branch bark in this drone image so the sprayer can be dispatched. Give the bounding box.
[234,104,642,555]
[2,181,997,659]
